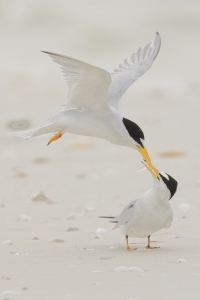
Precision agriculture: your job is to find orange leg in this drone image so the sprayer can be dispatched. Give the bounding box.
[146,235,160,249]
[126,235,137,251]
[47,130,63,146]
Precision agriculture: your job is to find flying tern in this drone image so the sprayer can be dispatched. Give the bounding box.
[14,33,161,167]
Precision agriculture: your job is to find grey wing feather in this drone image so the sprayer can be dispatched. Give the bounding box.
[108,33,161,109]
[99,199,138,230]
[116,199,139,226]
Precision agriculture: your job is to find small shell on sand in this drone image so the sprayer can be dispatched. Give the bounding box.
[2,290,20,295]
[7,119,30,130]
[11,252,28,255]
[95,228,107,233]
[81,248,94,251]
[75,173,87,179]
[2,240,12,245]
[17,214,32,222]
[32,237,39,240]
[159,149,185,157]
[177,258,188,263]
[50,238,65,243]
[31,190,49,202]
[14,171,28,178]
[33,157,50,164]
[68,139,92,149]
[85,206,95,212]
[114,266,144,273]
[94,235,103,239]
[91,270,101,273]
[66,213,84,220]
[66,227,79,232]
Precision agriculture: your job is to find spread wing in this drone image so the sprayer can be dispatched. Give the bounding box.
[108,33,161,110]
[42,51,112,112]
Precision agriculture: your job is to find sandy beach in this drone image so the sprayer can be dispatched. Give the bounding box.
[1,1,200,299]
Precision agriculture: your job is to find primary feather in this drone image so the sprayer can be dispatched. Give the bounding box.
[108,32,161,109]
[42,51,111,112]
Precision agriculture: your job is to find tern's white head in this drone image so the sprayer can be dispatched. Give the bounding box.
[143,161,178,202]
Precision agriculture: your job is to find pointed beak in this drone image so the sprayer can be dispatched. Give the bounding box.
[137,145,152,165]
[137,146,160,179]
[142,160,160,180]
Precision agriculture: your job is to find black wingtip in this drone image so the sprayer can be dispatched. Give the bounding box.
[99,216,115,219]
[41,50,49,54]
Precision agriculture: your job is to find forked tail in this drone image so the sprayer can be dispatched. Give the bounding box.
[12,122,58,140]
[99,216,118,223]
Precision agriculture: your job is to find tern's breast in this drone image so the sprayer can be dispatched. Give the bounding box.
[124,203,173,238]
[57,108,134,146]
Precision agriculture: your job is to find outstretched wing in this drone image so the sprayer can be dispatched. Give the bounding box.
[108,33,161,110]
[42,51,112,112]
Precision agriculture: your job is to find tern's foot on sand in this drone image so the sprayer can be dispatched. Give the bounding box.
[47,130,63,145]
[127,246,137,251]
[146,246,160,250]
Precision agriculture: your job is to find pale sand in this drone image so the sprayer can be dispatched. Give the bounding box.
[1,1,200,299]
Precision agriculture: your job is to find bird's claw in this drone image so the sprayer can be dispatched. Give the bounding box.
[146,246,160,250]
[127,247,137,251]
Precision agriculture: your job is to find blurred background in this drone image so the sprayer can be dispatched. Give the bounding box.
[1,1,200,299]
[1,0,200,215]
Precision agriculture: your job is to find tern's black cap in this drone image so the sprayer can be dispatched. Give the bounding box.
[159,173,178,200]
[123,118,144,147]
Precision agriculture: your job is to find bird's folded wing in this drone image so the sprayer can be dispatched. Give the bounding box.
[42,51,112,112]
[117,199,139,225]
[108,33,161,110]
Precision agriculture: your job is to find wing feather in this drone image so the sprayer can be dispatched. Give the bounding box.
[42,51,111,112]
[108,33,161,109]
[117,199,139,226]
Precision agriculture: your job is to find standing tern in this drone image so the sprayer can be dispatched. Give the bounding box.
[13,33,161,166]
[100,162,178,250]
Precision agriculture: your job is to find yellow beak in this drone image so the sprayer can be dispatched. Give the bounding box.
[137,145,152,165]
[142,160,160,180]
[137,145,159,179]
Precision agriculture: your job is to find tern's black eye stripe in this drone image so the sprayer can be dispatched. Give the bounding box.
[123,118,144,147]
[159,173,178,200]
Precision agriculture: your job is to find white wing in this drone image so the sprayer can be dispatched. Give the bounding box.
[117,199,139,225]
[42,51,112,112]
[111,199,139,229]
[108,33,161,110]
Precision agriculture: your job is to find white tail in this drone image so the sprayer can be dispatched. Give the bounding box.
[12,122,57,140]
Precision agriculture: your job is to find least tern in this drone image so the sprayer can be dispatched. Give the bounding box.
[100,162,178,250]
[13,33,161,165]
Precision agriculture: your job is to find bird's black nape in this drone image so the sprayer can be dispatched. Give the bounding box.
[122,118,144,147]
[159,173,178,200]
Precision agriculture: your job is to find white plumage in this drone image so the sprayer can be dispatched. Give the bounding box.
[108,32,161,109]
[100,161,178,250]
[13,33,161,166]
